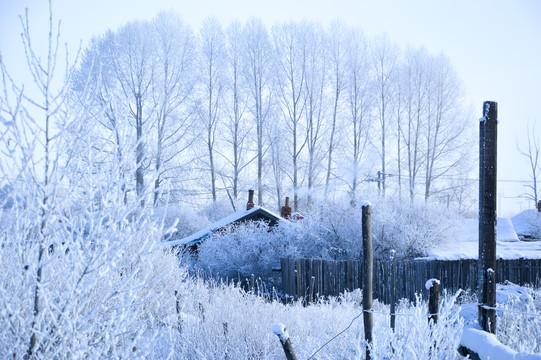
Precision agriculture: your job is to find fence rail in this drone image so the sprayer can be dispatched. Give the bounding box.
[280,258,541,303]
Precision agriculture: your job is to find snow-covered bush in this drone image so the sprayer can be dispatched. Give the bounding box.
[0,184,190,358]
[149,278,466,359]
[496,284,541,353]
[189,195,457,287]
[525,211,541,239]
[0,6,190,357]
[370,196,458,258]
[195,221,301,286]
[292,195,457,259]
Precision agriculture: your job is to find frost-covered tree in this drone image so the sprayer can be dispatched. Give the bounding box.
[324,22,348,197]
[422,53,470,200]
[197,17,226,203]
[75,20,157,206]
[344,27,373,199]
[518,123,540,207]
[151,12,197,205]
[111,20,157,205]
[372,34,398,196]
[303,22,328,205]
[222,21,253,202]
[243,19,275,206]
[272,22,308,211]
[0,4,190,357]
[401,47,429,200]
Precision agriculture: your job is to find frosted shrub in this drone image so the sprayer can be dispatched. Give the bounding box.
[295,196,457,259]
[0,192,190,358]
[525,211,541,239]
[497,286,541,353]
[157,279,466,360]
[370,196,457,258]
[191,195,458,285]
[196,221,300,285]
[156,205,211,241]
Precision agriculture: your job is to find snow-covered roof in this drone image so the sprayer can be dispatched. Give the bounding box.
[421,217,541,260]
[167,206,283,247]
[511,209,541,237]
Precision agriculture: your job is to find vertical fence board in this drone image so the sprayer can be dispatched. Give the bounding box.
[280,258,541,303]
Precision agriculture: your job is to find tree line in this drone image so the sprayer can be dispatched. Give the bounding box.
[73,12,474,212]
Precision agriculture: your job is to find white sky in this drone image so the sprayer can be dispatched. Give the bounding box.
[1,0,540,217]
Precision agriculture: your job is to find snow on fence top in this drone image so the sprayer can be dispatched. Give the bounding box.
[425,278,440,290]
[359,200,372,207]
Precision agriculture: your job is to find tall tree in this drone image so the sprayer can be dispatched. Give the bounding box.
[243,19,275,205]
[151,12,196,205]
[325,21,347,197]
[198,17,226,203]
[402,47,427,200]
[345,28,373,199]
[222,21,252,201]
[372,34,397,196]
[111,20,156,205]
[518,123,540,207]
[272,22,307,211]
[422,53,469,200]
[303,23,328,205]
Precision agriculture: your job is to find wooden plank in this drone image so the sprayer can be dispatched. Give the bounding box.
[289,258,296,300]
[279,258,541,304]
[280,258,288,296]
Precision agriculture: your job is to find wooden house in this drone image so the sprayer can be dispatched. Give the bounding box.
[167,190,292,249]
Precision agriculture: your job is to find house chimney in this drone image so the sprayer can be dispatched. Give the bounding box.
[538,200,541,213]
[246,190,255,210]
[281,197,292,219]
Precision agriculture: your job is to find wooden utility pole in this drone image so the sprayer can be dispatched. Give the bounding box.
[362,203,373,360]
[478,101,498,334]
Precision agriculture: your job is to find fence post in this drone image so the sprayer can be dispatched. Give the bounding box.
[426,279,440,324]
[361,202,373,360]
[309,276,315,304]
[175,290,182,334]
[478,101,498,334]
[198,302,205,322]
[390,250,397,331]
[223,322,229,360]
[272,323,298,360]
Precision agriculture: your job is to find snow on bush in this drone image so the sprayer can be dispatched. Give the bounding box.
[195,221,301,286]
[190,195,457,284]
[525,212,541,239]
[0,190,190,358]
[142,278,466,359]
[496,284,541,353]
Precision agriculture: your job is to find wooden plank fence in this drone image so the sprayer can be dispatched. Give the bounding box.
[280,258,541,303]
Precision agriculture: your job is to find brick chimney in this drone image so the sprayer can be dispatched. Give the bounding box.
[538,200,541,213]
[246,190,255,210]
[281,197,292,219]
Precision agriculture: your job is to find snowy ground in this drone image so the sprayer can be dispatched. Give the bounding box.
[424,218,541,260]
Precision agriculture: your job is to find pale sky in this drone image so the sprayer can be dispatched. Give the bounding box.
[1,0,540,216]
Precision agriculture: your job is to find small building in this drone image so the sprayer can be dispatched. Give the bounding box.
[167,190,291,249]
